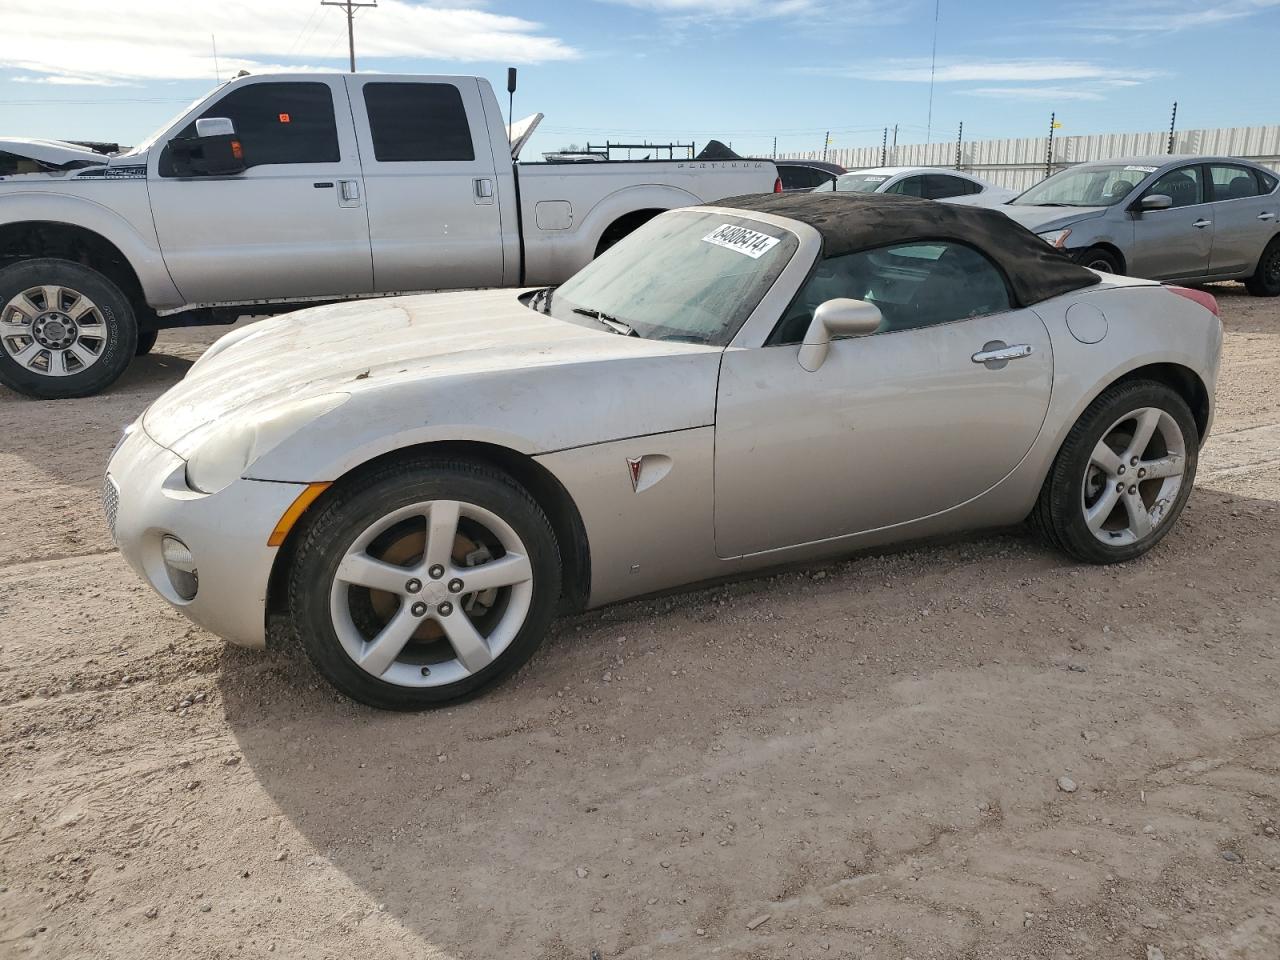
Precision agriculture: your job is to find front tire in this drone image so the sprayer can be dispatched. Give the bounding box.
[287,458,562,710]
[1073,246,1123,275]
[0,258,137,399]
[1245,237,1280,296]
[1032,380,1198,564]
[135,330,159,356]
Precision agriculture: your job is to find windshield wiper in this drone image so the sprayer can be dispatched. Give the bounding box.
[572,307,637,336]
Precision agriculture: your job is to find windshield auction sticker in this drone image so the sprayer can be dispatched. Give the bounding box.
[702,224,781,259]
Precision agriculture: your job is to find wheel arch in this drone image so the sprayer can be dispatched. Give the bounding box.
[1077,241,1127,274]
[0,220,150,324]
[1107,361,1210,443]
[594,207,666,256]
[265,439,592,628]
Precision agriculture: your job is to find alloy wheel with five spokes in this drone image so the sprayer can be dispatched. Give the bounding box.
[1082,406,1187,547]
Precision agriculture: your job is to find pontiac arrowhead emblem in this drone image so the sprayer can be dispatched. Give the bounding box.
[626,456,643,492]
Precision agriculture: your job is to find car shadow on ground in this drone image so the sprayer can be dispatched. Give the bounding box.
[216,480,1280,958]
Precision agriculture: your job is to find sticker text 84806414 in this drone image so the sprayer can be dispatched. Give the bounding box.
[702,223,781,259]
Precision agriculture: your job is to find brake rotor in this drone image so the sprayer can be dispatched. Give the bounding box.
[367,527,494,641]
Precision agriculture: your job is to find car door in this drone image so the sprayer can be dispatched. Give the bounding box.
[1128,164,1213,280]
[345,76,505,292]
[1205,164,1278,276]
[149,77,373,304]
[924,174,975,200]
[713,241,1053,558]
[884,174,926,197]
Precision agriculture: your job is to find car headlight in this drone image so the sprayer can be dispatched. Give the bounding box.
[1037,227,1072,249]
[184,393,348,494]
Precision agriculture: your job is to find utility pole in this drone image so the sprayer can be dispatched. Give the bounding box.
[822,130,831,162]
[955,121,963,170]
[772,136,777,160]
[321,0,377,73]
[880,127,888,166]
[1167,101,1178,154]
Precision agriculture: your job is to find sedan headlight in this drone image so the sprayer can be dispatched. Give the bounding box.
[1037,227,1072,249]
[184,393,349,494]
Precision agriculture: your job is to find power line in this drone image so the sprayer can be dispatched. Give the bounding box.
[320,0,378,73]
[926,0,940,143]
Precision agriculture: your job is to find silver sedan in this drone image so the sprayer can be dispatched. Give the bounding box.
[997,155,1280,294]
[105,194,1223,709]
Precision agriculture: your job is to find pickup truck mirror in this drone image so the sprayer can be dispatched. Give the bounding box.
[168,117,246,177]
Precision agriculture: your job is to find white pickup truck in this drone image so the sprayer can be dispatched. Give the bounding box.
[0,72,778,398]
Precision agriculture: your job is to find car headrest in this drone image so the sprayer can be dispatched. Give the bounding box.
[1228,175,1256,199]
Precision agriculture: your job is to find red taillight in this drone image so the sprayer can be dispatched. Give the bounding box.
[773,176,783,193]
[1167,285,1219,317]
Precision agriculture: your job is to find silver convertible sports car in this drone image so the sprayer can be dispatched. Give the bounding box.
[105,193,1222,709]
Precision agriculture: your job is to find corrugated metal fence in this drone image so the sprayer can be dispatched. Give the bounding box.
[783,125,1280,192]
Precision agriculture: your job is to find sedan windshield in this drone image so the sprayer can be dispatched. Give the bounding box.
[1014,163,1158,207]
[816,173,891,193]
[544,211,798,345]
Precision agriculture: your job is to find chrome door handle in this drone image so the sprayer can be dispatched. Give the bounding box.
[1259,212,1276,221]
[1193,218,1211,229]
[972,343,1033,366]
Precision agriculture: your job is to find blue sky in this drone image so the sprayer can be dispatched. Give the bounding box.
[2,0,1277,159]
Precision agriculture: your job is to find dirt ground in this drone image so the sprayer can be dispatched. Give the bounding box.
[1,287,1278,960]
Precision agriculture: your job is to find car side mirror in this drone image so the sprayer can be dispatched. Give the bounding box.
[798,298,882,372]
[168,117,245,177]
[1137,193,1172,212]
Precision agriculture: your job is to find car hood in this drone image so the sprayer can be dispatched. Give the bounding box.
[998,204,1108,233]
[143,289,721,456]
[0,137,109,169]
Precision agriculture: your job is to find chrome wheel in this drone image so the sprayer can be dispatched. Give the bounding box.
[328,499,534,688]
[1,284,107,376]
[1081,406,1187,547]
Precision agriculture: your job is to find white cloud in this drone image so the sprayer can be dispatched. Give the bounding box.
[814,58,1160,84]
[600,0,819,18]
[962,86,1108,102]
[1070,0,1280,32]
[0,0,579,85]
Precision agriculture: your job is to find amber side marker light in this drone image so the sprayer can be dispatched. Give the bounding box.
[267,482,331,547]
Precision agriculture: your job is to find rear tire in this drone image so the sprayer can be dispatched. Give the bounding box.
[1031,380,1198,564]
[1245,237,1280,296]
[0,258,137,399]
[1073,246,1122,275]
[287,458,562,710]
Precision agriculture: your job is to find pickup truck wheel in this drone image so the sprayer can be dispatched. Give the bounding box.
[0,259,137,399]
[135,330,159,356]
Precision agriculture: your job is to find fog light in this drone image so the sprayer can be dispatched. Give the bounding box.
[161,535,199,601]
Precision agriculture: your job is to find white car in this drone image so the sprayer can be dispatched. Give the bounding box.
[813,166,1015,205]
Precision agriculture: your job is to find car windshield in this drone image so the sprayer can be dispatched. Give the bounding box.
[544,211,799,346]
[824,173,891,193]
[1015,163,1158,207]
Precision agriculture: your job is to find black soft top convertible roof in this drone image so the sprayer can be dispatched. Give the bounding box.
[717,192,1100,306]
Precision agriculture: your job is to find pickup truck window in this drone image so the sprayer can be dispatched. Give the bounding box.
[363,82,474,162]
[160,82,339,175]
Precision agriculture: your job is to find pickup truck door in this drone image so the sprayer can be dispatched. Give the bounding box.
[344,76,506,292]
[148,77,373,304]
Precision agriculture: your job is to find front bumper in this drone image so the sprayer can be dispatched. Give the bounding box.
[105,425,308,648]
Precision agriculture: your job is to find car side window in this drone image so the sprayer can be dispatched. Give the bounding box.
[162,82,339,175]
[1144,165,1204,208]
[924,175,971,199]
[1207,164,1261,201]
[886,176,925,197]
[363,82,475,162]
[1260,170,1279,194]
[771,241,1012,345]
